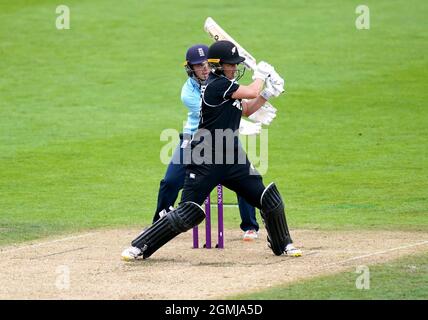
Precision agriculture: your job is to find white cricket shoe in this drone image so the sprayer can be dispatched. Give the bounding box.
[243,230,258,241]
[121,246,142,261]
[285,243,302,257]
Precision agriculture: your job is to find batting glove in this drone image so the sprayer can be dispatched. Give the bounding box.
[252,61,275,81]
[268,70,285,92]
[260,77,283,100]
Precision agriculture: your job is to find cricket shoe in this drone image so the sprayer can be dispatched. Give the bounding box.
[284,243,302,257]
[243,230,258,241]
[121,246,142,261]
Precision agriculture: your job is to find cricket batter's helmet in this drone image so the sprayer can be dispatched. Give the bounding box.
[207,40,246,79]
[207,40,245,65]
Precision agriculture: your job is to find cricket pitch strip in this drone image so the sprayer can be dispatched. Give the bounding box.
[0,228,427,299]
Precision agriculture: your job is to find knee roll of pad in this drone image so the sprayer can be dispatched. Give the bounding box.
[167,202,205,233]
[131,202,205,259]
[260,182,284,213]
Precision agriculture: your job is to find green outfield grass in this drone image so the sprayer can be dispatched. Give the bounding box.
[1,0,427,246]
[230,252,428,299]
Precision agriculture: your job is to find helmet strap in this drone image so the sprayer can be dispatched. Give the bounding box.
[185,63,205,85]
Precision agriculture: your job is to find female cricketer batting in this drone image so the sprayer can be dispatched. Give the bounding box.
[152,44,262,240]
[122,40,302,260]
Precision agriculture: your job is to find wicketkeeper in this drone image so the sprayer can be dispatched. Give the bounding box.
[122,40,302,260]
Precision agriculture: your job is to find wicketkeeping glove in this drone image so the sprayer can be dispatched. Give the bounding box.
[248,102,277,125]
[239,118,262,135]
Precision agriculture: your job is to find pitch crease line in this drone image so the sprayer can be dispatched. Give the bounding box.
[321,240,428,268]
[0,232,99,254]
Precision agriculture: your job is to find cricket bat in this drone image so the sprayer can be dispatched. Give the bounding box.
[204,17,280,116]
[204,17,257,71]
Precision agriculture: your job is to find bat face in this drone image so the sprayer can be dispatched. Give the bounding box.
[204,17,257,70]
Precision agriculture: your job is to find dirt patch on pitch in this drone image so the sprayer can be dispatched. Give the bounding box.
[0,228,427,299]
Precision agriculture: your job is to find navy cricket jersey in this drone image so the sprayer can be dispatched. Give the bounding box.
[200,72,241,132]
[191,72,242,159]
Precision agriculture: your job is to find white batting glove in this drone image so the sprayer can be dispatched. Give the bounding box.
[268,74,285,94]
[260,77,283,100]
[248,102,277,125]
[239,118,262,135]
[252,61,274,81]
[269,70,285,88]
